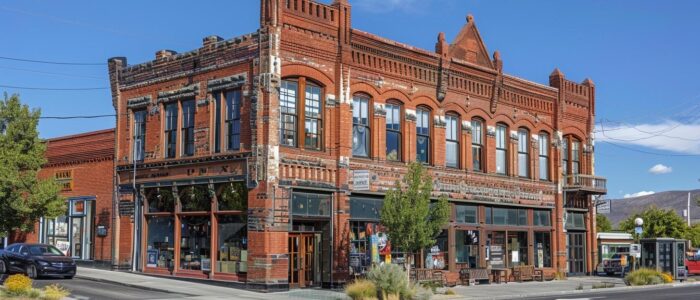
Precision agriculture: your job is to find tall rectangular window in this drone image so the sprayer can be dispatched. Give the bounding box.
[445,115,459,168]
[304,84,322,150]
[385,103,401,161]
[352,95,370,157]
[416,108,430,164]
[539,133,549,180]
[562,140,569,176]
[471,119,483,171]
[572,140,580,175]
[164,103,178,159]
[213,93,222,153]
[280,80,298,147]
[517,129,529,178]
[226,90,241,151]
[133,110,146,161]
[181,100,195,157]
[496,124,507,175]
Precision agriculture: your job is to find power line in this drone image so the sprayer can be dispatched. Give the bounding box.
[0,84,108,91]
[0,56,105,66]
[0,65,104,79]
[597,120,700,142]
[598,140,700,157]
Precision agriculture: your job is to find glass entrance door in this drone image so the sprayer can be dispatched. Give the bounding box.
[288,233,318,288]
[567,232,586,275]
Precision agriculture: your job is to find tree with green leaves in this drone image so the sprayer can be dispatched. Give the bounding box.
[618,206,687,240]
[380,162,450,282]
[0,94,64,238]
[596,214,612,233]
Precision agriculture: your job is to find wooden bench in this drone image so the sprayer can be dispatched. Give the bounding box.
[459,268,491,286]
[511,265,543,282]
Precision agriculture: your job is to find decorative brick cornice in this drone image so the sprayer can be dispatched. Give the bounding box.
[373,103,386,117]
[433,115,446,128]
[462,120,472,133]
[486,125,496,137]
[126,95,151,109]
[405,108,417,122]
[207,73,247,92]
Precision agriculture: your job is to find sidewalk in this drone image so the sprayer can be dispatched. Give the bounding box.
[447,276,627,299]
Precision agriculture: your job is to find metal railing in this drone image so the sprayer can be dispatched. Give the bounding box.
[563,174,607,194]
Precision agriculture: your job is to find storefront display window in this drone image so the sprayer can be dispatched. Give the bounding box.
[456,205,477,224]
[147,188,174,213]
[180,185,211,212]
[507,231,528,266]
[217,215,247,274]
[217,182,247,211]
[456,230,479,268]
[534,210,551,227]
[45,216,69,254]
[146,216,174,269]
[487,231,506,268]
[534,232,552,268]
[179,216,211,270]
[292,192,331,217]
[349,221,370,275]
[424,230,448,270]
[485,207,528,226]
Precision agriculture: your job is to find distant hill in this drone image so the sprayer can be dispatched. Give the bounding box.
[603,189,700,227]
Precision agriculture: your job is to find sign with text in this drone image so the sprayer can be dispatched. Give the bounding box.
[597,199,611,214]
[353,170,370,191]
[119,200,135,217]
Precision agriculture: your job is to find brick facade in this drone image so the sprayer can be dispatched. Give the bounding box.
[109,0,605,290]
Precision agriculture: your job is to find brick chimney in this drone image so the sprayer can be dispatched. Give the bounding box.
[155,49,177,60]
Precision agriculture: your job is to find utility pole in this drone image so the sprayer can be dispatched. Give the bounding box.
[688,192,691,227]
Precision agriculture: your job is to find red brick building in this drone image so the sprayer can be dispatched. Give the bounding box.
[6,129,116,268]
[108,0,606,290]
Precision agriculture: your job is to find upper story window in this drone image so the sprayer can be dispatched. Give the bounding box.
[445,114,460,168]
[456,205,477,224]
[495,123,508,175]
[352,94,371,158]
[226,90,242,151]
[517,128,529,178]
[538,132,549,181]
[562,139,568,176]
[164,103,178,159]
[385,102,402,161]
[181,99,195,157]
[572,139,581,175]
[471,118,484,172]
[55,170,73,192]
[133,110,147,162]
[280,78,324,150]
[562,136,582,176]
[416,107,431,164]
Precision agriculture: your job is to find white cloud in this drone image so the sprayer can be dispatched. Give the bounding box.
[648,164,672,174]
[623,191,655,198]
[596,121,700,155]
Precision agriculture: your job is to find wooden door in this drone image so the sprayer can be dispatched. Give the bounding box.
[289,234,316,288]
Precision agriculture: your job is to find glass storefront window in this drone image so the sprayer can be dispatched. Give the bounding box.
[424,230,448,270]
[179,216,211,270]
[507,231,528,266]
[486,207,528,226]
[217,182,247,211]
[180,185,212,212]
[487,231,506,268]
[456,230,480,268]
[147,188,175,213]
[565,212,585,229]
[146,216,174,269]
[217,215,247,274]
[534,232,552,268]
[534,210,551,226]
[291,192,331,217]
[349,221,370,275]
[456,205,477,224]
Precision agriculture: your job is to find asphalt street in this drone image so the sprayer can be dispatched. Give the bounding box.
[521,283,700,300]
[4,276,189,300]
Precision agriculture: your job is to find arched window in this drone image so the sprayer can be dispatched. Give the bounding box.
[538,132,549,181]
[416,107,431,164]
[517,128,530,178]
[280,78,324,150]
[471,118,484,172]
[495,123,508,175]
[562,138,569,176]
[445,114,460,168]
[385,101,402,161]
[352,94,371,157]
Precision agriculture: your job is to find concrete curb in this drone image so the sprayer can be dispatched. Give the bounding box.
[455,281,700,300]
[74,273,197,297]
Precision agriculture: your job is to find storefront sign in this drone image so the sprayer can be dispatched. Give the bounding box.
[537,243,544,268]
[147,249,159,268]
[512,250,519,263]
[597,199,611,214]
[201,258,211,271]
[630,244,641,258]
[490,245,504,267]
[370,234,379,264]
[119,201,135,216]
[353,170,370,191]
[56,241,69,255]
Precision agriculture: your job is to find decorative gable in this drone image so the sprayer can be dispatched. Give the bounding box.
[448,14,495,69]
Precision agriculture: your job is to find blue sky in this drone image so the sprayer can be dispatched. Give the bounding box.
[2,0,699,198]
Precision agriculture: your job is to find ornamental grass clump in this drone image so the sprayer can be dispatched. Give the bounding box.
[625,268,666,286]
[367,264,409,300]
[42,284,71,300]
[3,274,33,296]
[345,279,377,300]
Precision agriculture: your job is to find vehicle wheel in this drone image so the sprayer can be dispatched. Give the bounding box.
[26,264,38,279]
[0,260,6,274]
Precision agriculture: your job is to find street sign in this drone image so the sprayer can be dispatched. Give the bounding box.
[635,226,643,235]
[597,199,611,214]
[630,243,641,258]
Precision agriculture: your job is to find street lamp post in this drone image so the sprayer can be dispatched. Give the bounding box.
[634,217,644,271]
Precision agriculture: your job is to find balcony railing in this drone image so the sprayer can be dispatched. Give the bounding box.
[563,174,607,195]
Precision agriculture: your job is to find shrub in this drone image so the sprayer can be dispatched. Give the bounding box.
[345,279,377,300]
[409,283,432,300]
[419,280,442,293]
[445,288,456,295]
[27,288,41,298]
[366,264,408,300]
[660,273,673,283]
[3,274,33,296]
[625,268,667,286]
[42,284,71,300]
